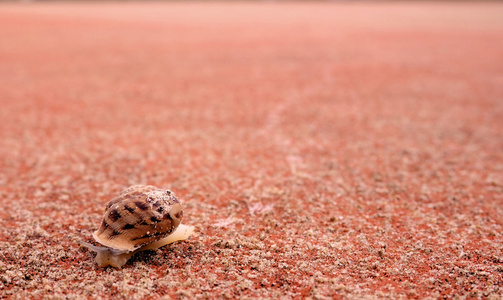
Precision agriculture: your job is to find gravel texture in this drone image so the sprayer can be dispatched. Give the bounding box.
[1,2,502,299]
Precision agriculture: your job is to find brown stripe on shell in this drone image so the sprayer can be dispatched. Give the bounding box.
[131,230,172,241]
[124,205,135,213]
[108,209,122,222]
[135,201,149,211]
[110,229,121,237]
[123,223,136,230]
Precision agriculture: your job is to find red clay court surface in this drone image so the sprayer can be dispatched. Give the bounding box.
[1,1,503,299]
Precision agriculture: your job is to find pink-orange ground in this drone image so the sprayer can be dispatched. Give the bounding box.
[0,2,502,299]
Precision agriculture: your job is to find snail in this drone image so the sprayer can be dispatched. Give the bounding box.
[79,185,194,268]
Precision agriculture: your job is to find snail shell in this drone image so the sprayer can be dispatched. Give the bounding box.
[94,185,183,251]
[79,185,194,268]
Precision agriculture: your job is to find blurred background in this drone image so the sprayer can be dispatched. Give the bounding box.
[1,1,502,298]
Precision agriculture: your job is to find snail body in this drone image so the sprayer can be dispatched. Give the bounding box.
[79,185,194,268]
